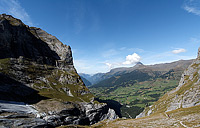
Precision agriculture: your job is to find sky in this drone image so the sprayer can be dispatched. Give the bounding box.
[1,0,200,74]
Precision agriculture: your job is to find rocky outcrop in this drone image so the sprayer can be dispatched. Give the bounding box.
[0,14,118,127]
[29,27,73,65]
[0,100,118,127]
[137,47,200,118]
[0,100,48,128]
[0,14,72,67]
[79,102,118,124]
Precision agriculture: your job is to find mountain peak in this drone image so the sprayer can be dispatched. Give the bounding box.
[136,62,143,65]
[0,14,118,127]
[0,13,25,26]
[0,14,73,67]
[133,62,144,68]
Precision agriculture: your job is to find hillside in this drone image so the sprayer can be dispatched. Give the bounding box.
[88,47,200,128]
[82,60,192,86]
[89,59,193,118]
[80,76,92,86]
[58,104,200,128]
[0,14,117,127]
[90,105,200,128]
[137,48,200,118]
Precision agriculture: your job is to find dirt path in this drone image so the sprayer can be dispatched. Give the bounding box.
[180,121,190,128]
[165,112,190,128]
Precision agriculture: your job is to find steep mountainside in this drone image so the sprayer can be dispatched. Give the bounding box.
[137,48,200,118]
[89,59,193,118]
[0,14,117,127]
[87,48,200,128]
[80,76,92,86]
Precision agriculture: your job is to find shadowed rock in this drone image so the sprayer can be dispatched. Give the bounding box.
[0,14,118,127]
[0,73,48,104]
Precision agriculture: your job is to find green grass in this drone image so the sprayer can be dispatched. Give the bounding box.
[0,58,11,75]
[0,57,94,103]
[90,79,179,118]
[33,69,94,103]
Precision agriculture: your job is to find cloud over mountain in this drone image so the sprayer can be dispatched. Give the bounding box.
[123,53,141,65]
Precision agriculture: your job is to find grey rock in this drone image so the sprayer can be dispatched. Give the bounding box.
[0,100,38,114]
[0,14,118,127]
[29,27,73,65]
[102,108,118,120]
[44,115,63,127]
[62,87,74,97]
[79,102,118,124]
[0,14,73,68]
[64,116,79,124]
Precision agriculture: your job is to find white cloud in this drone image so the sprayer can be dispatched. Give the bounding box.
[0,0,33,26]
[122,53,141,65]
[105,62,112,69]
[172,48,186,54]
[184,5,200,15]
[183,0,200,16]
[103,53,141,70]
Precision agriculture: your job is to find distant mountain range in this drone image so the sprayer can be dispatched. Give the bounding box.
[79,62,144,86]
[80,59,194,118]
[80,60,193,86]
[79,73,105,85]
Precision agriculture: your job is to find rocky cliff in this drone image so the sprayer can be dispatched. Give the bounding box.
[0,14,117,127]
[137,47,200,118]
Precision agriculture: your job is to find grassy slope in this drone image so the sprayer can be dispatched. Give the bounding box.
[0,58,94,103]
[140,59,200,116]
[90,105,200,128]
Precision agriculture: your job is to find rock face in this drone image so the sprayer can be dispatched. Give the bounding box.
[0,14,118,127]
[0,14,72,67]
[29,27,73,66]
[137,47,200,118]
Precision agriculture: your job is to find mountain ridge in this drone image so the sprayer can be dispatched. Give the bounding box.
[0,14,117,127]
[89,59,193,118]
[80,59,194,86]
[136,48,200,118]
[86,49,200,128]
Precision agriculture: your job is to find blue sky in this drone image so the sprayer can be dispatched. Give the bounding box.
[1,0,200,74]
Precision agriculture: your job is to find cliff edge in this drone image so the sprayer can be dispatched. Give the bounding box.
[0,14,117,127]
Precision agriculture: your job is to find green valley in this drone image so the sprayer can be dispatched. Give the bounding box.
[88,60,193,118]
